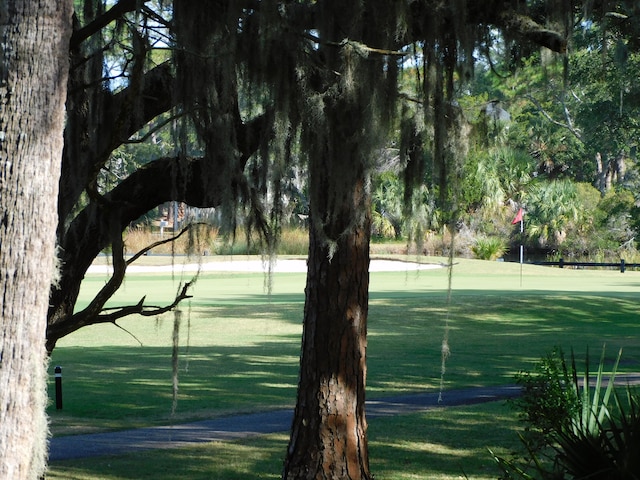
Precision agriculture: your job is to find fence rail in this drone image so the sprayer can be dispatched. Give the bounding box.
[532,259,640,273]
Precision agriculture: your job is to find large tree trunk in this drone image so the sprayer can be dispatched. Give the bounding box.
[284,190,372,480]
[282,1,389,476]
[0,1,72,478]
[283,69,373,476]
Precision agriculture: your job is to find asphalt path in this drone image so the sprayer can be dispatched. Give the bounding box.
[49,374,640,461]
[49,385,522,461]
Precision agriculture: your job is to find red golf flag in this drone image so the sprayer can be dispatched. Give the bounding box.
[511,208,523,224]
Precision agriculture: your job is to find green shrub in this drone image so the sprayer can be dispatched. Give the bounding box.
[512,347,580,436]
[471,236,508,260]
[372,211,396,239]
[493,347,640,479]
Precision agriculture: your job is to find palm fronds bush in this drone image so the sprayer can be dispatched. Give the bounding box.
[471,236,508,260]
[494,347,640,479]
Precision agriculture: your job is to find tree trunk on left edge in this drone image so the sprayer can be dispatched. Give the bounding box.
[0,2,72,478]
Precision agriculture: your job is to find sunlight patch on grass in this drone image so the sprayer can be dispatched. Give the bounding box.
[368,379,438,394]
[51,262,640,438]
[259,382,297,389]
[378,439,481,457]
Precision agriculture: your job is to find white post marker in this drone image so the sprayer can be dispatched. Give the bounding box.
[511,208,524,287]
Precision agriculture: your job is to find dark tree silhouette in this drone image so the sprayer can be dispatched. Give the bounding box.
[44,2,570,478]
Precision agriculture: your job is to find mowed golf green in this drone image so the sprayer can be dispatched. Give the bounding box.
[48,257,640,435]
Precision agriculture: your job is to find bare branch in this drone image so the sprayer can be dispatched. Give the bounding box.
[123,113,184,145]
[140,4,173,29]
[570,89,582,103]
[99,281,195,324]
[77,230,128,322]
[524,94,583,142]
[304,32,407,57]
[480,38,512,80]
[79,224,200,322]
[560,98,579,137]
[71,0,145,48]
[398,92,423,105]
[126,223,208,265]
[47,220,205,350]
[48,279,195,351]
[111,322,144,347]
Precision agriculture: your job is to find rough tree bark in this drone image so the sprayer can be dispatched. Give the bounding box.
[283,120,372,478]
[0,1,72,478]
[281,2,567,478]
[283,195,372,480]
[283,3,378,474]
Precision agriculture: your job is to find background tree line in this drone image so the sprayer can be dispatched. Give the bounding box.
[371,6,640,262]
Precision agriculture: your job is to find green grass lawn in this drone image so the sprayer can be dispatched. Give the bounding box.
[46,257,640,478]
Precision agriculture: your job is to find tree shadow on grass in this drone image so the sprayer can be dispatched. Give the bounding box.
[48,403,522,479]
[49,289,640,435]
[367,290,640,394]
[48,433,288,479]
[47,341,301,434]
[368,402,521,479]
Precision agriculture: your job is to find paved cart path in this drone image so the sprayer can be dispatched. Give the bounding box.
[49,385,522,461]
[50,374,640,461]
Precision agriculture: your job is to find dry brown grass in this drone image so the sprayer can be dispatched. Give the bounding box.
[124,224,218,256]
[121,224,472,258]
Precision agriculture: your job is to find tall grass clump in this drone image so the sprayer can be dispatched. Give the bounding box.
[412,226,475,257]
[215,226,308,255]
[123,224,309,256]
[214,229,263,255]
[472,236,508,261]
[124,224,218,256]
[493,346,640,479]
[278,227,309,255]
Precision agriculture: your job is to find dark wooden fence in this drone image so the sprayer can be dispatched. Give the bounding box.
[532,258,640,273]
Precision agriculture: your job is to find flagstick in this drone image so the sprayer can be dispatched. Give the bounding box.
[519,217,523,287]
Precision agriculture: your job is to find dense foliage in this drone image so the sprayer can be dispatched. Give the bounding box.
[368,3,640,261]
[496,348,640,479]
[69,1,640,265]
